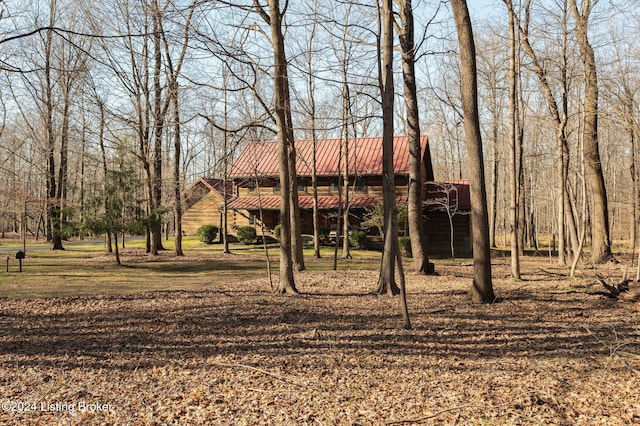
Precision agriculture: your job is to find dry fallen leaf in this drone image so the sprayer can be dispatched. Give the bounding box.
[0,256,638,425]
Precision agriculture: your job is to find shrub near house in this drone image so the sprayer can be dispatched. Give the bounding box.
[236,226,257,244]
[197,225,218,244]
[349,231,368,249]
[398,236,412,257]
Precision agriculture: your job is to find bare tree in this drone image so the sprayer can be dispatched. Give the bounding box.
[476,28,507,250]
[426,181,461,262]
[602,22,640,260]
[159,0,197,257]
[221,71,233,255]
[295,0,322,259]
[93,0,155,253]
[568,0,613,263]
[340,62,352,260]
[44,1,63,249]
[374,0,401,296]
[511,0,578,265]
[450,0,495,303]
[96,95,113,253]
[505,0,521,278]
[15,0,90,250]
[396,0,435,274]
[255,0,297,293]
[149,0,167,255]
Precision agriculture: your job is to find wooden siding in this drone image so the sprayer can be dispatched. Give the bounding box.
[424,212,472,253]
[184,186,472,251]
[235,176,410,201]
[182,191,232,235]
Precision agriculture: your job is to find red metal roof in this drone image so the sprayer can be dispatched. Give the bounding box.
[227,196,282,210]
[228,136,433,179]
[227,195,384,211]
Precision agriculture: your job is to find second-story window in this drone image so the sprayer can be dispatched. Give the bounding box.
[297,178,307,192]
[330,177,339,192]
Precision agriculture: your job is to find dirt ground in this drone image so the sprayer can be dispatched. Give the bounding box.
[0,254,639,425]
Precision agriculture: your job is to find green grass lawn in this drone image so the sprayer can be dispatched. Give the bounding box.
[0,234,469,298]
[0,235,390,298]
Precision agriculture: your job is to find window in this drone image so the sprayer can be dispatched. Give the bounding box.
[355,176,366,192]
[249,213,255,225]
[297,178,307,192]
[330,177,339,192]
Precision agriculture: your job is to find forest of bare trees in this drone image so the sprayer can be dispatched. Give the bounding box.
[1,0,640,284]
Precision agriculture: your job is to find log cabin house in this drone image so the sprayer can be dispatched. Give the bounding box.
[181,178,233,235]
[184,136,471,253]
[226,136,433,234]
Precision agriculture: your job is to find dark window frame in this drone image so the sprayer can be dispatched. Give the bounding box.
[330,177,339,192]
[297,178,308,192]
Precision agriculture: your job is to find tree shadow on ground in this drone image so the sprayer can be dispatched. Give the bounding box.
[1,285,638,372]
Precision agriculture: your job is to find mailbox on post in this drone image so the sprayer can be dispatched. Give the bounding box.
[15,250,25,272]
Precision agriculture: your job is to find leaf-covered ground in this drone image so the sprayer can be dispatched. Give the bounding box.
[0,254,639,425]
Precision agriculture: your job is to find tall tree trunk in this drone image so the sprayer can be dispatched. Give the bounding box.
[506,0,520,278]
[79,106,86,240]
[161,3,195,257]
[332,175,343,271]
[44,1,63,250]
[395,241,411,329]
[517,119,526,254]
[341,78,351,259]
[307,30,321,259]
[222,82,231,254]
[150,0,165,255]
[568,0,612,263]
[135,62,152,255]
[450,0,495,303]
[172,82,184,256]
[114,232,121,266]
[262,0,297,293]
[341,143,351,258]
[558,2,570,262]
[514,0,578,263]
[131,14,153,255]
[629,99,638,256]
[558,119,568,263]
[284,28,305,271]
[338,27,353,260]
[289,142,305,271]
[311,131,320,258]
[489,79,499,249]
[57,87,70,243]
[399,0,434,275]
[98,99,113,253]
[375,0,400,296]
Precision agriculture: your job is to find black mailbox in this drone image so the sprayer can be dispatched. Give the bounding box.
[15,251,25,260]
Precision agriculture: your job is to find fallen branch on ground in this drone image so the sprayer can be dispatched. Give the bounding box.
[210,361,314,388]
